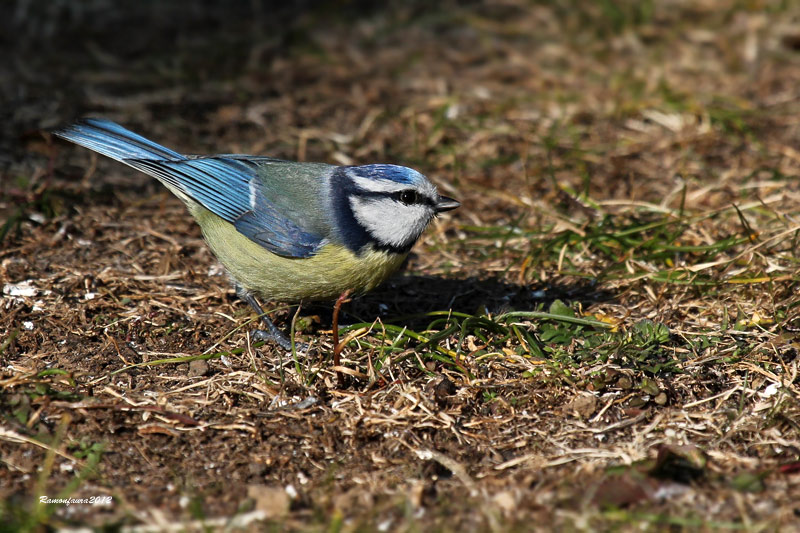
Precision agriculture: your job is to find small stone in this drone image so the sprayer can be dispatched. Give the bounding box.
[654,392,668,405]
[247,485,290,518]
[566,393,598,419]
[493,490,516,513]
[188,359,209,377]
[627,396,647,408]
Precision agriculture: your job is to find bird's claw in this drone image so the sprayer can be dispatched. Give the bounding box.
[252,328,309,353]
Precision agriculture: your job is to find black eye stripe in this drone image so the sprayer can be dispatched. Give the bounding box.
[396,189,436,206]
[352,188,435,207]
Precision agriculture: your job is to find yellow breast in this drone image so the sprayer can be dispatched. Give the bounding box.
[194,208,408,302]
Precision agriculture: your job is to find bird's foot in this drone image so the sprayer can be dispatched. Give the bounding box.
[236,286,308,352]
[252,328,309,353]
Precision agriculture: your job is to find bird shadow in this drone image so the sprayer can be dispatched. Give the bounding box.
[301,273,618,330]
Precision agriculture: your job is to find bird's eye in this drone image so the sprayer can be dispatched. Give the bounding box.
[398,190,418,205]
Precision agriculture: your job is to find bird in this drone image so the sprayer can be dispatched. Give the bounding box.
[52,118,460,351]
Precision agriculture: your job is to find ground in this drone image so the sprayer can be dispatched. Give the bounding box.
[2,1,800,531]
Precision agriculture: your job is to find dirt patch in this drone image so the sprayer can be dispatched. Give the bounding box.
[2,1,800,530]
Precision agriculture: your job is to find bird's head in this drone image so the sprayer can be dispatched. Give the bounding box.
[331,164,459,254]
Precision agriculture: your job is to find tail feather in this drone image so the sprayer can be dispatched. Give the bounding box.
[52,118,186,163]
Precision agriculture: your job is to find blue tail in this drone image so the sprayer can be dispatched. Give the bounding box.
[52,118,186,162]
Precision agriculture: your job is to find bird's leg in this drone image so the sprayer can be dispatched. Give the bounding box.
[332,289,353,386]
[236,285,305,352]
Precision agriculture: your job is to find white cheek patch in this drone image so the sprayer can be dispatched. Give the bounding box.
[350,196,432,249]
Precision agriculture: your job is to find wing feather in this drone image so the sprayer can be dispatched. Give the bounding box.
[53,119,325,258]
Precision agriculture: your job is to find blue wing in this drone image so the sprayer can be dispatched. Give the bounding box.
[54,119,324,258]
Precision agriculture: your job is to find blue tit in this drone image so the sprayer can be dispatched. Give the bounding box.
[53,118,460,350]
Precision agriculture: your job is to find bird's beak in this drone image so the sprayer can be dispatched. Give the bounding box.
[435,196,460,213]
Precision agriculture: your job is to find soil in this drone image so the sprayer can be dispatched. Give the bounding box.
[2,1,800,530]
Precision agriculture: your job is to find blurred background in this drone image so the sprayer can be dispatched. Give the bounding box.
[5,0,800,231]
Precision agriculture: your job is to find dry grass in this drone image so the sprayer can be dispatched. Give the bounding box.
[2,1,800,530]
